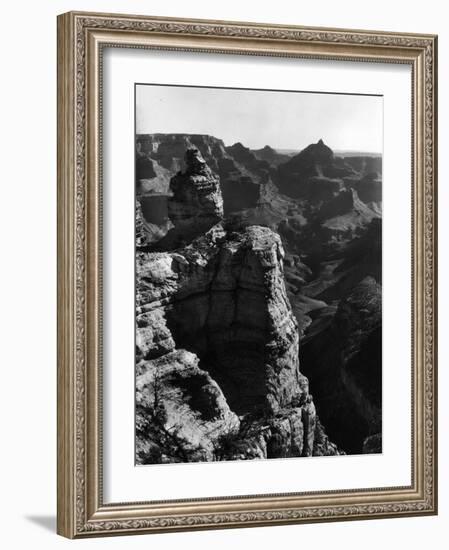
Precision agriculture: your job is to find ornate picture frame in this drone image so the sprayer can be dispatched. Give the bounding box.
[57,11,437,538]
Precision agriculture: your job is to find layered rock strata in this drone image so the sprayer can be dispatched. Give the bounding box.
[277,139,357,200]
[167,148,224,239]
[136,349,240,464]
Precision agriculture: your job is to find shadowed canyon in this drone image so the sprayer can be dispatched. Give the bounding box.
[135,134,382,464]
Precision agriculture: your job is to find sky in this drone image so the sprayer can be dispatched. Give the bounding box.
[136,84,383,154]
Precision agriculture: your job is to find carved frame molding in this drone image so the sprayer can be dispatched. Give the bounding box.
[57,11,437,538]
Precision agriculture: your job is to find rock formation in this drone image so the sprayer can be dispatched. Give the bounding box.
[277,139,357,200]
[167,147,224,240]
[135,134,278,225]
[136,152,341,463]
[136,349,240,463]
[136,135,383,460]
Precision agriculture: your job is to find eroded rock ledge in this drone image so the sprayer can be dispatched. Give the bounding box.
[136,225,340,463]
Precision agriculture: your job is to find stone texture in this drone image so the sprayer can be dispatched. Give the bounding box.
[278,139,353,199]
[301,276,382,453]
[167,148,224,239]
[137,224,305,415]
[136,221,340,463]
[136,349,240,463]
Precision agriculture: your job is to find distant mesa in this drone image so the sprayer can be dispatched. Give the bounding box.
[290,139,334,169]
[277,139,369,200]
[251,144,291,166]
[225,142,271,173]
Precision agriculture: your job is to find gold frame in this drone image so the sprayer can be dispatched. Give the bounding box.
[57,11,438,539]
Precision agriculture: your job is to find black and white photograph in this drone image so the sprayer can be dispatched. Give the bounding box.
[135,83,383,465]
[1,0,441,544]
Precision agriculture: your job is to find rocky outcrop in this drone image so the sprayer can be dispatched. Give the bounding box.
[284,139,335,176]
[225,142,271,174]
[137,224,305,414]
[276,139,378,202]
[136,217,340,463]
[167,148,224,240]
[136,349,240,463]
[278,139,345,199]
